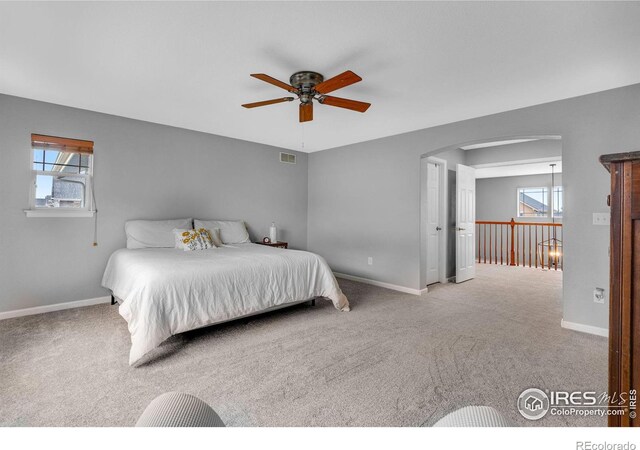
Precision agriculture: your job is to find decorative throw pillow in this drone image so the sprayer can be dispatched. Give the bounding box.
[173,228,215,251]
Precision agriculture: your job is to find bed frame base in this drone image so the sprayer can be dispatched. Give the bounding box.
[110,294,314,307]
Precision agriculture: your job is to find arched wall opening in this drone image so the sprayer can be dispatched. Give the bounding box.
[419,135,563,290]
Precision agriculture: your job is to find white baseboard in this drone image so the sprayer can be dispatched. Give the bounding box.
[334,272,427,296]
[561,319,608,338]
[0,296,111,320]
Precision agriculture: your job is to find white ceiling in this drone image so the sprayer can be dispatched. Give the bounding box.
[474,158,562,179]
[461,139,542,151]
[2,2,640,152]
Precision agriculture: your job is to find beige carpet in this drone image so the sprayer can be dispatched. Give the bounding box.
[0,265,607,427]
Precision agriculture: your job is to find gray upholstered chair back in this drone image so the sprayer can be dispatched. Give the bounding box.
[432,406,511,427]
[136,392,225,427]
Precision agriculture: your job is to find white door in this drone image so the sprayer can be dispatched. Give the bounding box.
[426,162,440,285]
[456,164,476,283]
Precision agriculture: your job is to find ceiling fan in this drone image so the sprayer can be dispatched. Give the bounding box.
[242,70,371,123]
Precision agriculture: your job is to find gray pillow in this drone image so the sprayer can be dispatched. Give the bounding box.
[194,219,250,244]
[125,218,193,249]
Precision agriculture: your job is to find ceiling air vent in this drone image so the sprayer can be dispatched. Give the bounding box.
[280,152,296,164]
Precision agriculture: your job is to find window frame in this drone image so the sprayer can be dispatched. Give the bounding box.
[515,185,563,220]
[26,140,95,218]
[551,185,563,219]
[516,186,549,219]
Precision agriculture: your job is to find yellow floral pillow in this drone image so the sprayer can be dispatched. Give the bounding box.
[173,228,215,251]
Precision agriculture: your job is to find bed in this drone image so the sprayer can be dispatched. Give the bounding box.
[102,243,350,365]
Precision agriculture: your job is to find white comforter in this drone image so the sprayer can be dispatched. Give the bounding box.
[102,243,349,365]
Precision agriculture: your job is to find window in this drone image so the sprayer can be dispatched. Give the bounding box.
[517,187,548,218]
[552,186,563,218]
[27,134,94,217]
[517,186,563,219]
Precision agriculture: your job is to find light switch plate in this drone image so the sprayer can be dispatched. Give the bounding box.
[593,213,610,226]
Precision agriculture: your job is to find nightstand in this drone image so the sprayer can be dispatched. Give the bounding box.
[255,241,288,249]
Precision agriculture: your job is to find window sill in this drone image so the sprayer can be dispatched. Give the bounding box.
[24,209,95,218]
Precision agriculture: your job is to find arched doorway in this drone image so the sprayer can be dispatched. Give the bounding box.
[419,135,562,289]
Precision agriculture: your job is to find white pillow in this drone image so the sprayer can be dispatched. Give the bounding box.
[208,228,224,247]
[173,228,215,251]
[194,220,250,244]
[125,218,193,249]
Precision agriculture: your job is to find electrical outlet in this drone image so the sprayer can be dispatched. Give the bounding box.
[367,257,373,266]
[593,213,610,226]
[593,288,605,304]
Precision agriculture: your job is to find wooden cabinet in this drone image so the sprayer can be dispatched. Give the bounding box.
[600,151,640,427]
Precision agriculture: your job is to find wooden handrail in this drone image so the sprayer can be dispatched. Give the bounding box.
[476,220,562,226]
[475,218,562,269]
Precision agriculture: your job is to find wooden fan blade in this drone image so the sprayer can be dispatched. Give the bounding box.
[250,73,297,92]
[319,95,371,113]
[314,70,362,94]
[242,97,294,108]
[299,102,313,122]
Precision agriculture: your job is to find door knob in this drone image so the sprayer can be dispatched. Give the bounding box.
[436,227,442,231]
[457,227,466,231]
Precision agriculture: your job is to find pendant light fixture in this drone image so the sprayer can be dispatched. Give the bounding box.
[537,163,562,269]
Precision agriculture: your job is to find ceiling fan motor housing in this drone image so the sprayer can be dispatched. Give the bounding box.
[289,71,324,99]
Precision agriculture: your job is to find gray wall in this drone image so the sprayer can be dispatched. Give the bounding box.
[0,94,308,313]
[308,83,640,331]
[434,146,466,169]
[476,173,563,222]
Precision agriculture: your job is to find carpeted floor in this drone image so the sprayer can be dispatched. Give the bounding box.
[0,265,607,427]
